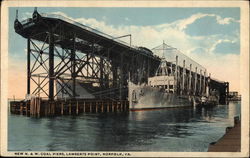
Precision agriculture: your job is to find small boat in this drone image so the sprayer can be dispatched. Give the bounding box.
[199,95,219,107]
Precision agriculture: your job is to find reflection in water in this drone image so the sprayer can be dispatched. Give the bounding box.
[8,101,241,151]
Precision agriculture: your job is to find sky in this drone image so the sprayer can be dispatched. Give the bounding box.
[8,7,240,99]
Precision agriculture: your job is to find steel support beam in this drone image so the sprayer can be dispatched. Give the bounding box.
[199,70,202,95]
[226,82,229,98]
[27,38,31,95]
[49,32,54,100]
[175,56,178,94]
[203,70,206,95]
[182,60,186,95]
[71,37,76,98]
[100,58,104,88]
[119,53,124,100]
[194,67,197,95]
[112,64,118,88]
[189,64,192,95]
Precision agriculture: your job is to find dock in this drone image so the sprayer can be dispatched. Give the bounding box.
[208,116,241,152]
[11,9,230,117]
[10,99,129,117]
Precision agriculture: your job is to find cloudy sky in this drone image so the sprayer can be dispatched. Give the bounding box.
[8,7,240,98]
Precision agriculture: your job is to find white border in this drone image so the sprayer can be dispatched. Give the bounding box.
[1,0,249,157]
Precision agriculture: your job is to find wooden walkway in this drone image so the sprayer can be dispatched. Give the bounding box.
[208,117,241,152]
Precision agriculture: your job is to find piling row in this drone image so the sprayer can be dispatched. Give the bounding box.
[10,99,129,117]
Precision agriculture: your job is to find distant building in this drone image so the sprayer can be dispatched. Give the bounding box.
[228,91,241,101]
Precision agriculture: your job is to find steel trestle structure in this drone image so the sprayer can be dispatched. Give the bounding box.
[14,10,160,101]
[14,9,229,104]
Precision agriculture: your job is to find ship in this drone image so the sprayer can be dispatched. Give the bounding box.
[128,43,218,110]
[128,60,196,110]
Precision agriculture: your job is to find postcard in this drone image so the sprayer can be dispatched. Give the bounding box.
[1,0,249,157]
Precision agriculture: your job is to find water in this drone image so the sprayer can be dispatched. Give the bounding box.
[8,101,240,152]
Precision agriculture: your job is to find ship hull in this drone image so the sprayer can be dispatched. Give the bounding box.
[128,82,194,110]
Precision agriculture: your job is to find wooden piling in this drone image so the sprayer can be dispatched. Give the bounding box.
[48,101,51,115]
[124,101,126,110]
[83,101,86,113]
[50,102,52,115]
[120,101,123,112]
[48,102,50,116]
[25,101,28,115]
[69,103,72,115]
[112,101,114,112]
[20,103,23,115]
[120,101,122,112]
[37,98,41,117]
[61,102,64,115]
[36,98,38,116]
[45,102,48,116]
[95,101,98,113]
[76,101,79,115]
[52,102,56,115]
[123,101,125,111]
[101,101,104,113]
[117,102,119,112]
[90,102,92,113]
[51,102,54,115]
[44,102,47,116]
[51,102,53,115]
[31,98,34,116]
[107,102,109,112]
[30,99,32,116]
[34,98,36,115]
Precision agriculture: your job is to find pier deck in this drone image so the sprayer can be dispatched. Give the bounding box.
[208,117,241,152]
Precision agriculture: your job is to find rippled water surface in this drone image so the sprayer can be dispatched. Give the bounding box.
[8,101,240,151]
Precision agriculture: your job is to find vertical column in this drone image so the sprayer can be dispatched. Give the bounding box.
[91,44,94,78]
[38,75,40,98]
[107,49,110,90]
[182,60,186,95]
[203,70,206,94]
[206,76,210,97]
[86,52,89,77]
[189,64,192,95]
[27,38,31,95]
[175,56,178,94]
[194,67,197,95]
[49,32,54,100]
[226,82,229,99]
[71,36,76,98]
[199,70,202,95]
[119,53,124,100]
[147,58,150,81]
[100,57,104,88]
[112,63,118,89]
